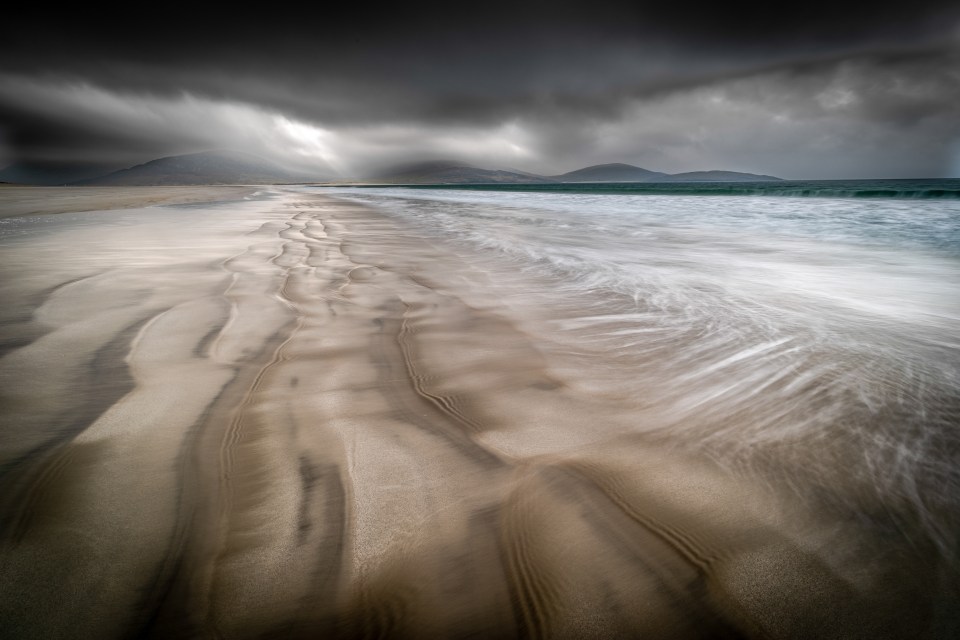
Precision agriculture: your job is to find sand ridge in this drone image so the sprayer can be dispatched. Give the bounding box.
[0,190,948,638]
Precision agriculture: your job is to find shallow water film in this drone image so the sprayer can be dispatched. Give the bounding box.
[1,187,958,638]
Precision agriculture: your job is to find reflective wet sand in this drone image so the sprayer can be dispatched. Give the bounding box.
[0,189,955,638]
[0,185,258,218]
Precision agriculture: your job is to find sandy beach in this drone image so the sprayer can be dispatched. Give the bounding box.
[0,187,953,639]
[0,185,259,219]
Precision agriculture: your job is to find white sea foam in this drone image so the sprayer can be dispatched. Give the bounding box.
[319,187,960,326]
[316,186,960,551]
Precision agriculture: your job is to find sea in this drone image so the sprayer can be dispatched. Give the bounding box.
[316,179,960,553]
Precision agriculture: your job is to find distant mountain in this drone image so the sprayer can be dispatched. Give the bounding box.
[0,160,127,185]
[549,163,782,183]
[79,150,327,186]
[552,163,668,182]
[664,170,783,182]
[364,160,555,184]
[39,151,783,187]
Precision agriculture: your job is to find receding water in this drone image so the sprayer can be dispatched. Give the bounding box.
[320,186,960,553]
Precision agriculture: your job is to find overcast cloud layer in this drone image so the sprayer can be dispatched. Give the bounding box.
[2,1,959,179]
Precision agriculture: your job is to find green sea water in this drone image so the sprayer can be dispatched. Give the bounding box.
[346,178,960,198]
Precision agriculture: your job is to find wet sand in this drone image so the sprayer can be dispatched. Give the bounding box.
[0,188,953,638]
[0,185,258,218]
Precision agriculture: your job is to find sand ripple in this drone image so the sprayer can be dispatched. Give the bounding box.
[0,191,954,638]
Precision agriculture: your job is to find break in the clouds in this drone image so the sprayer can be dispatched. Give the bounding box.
[2,1,959,179]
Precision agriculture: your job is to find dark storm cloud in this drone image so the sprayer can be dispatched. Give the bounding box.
[561,49,960,177]
[0,88,202,162]
[2,0,959,177]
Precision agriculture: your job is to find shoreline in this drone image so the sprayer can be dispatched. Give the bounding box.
[0,189,952,638]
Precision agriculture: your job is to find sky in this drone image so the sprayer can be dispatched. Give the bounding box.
[1,1,959,180]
